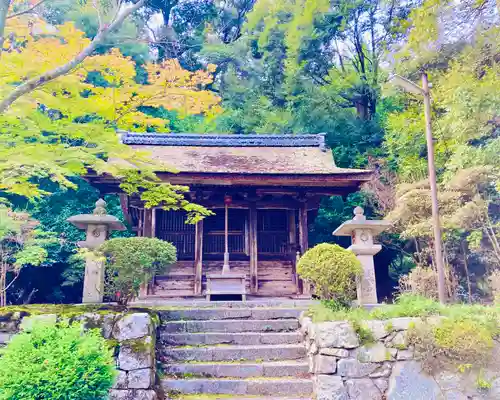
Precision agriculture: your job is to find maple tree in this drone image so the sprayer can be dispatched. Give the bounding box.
[0,7,221,222]
[0,207,58,306]
[0,0,148,112]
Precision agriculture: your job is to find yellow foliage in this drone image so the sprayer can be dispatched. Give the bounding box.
[0,17,221,133]
[0,11,221,219]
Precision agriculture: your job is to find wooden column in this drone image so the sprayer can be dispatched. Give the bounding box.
[143,208,153,238]
[194,219,204,295]
[298,202,310,295]
[249,203,258,294]
[222,201,230,273]
[298,202,308,254]
[139,208,154,298]
[288,210,298,292]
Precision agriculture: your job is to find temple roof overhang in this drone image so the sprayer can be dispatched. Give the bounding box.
[121,131,370,176]
[90,132,372,195]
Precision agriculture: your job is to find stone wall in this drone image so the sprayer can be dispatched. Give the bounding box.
[0,309,159,400]
[300,314,500,400]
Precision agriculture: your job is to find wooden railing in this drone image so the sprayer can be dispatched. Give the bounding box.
[257,231,288,254]
[158,232,195,258]
[204,231,245,254]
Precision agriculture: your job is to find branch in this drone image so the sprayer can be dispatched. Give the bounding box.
[0,0,146,113]
[92,0,104,31]
[7,0,48,19]
[1,270,19,293]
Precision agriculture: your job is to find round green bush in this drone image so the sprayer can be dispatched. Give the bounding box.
[297,243,362,302]
[100,237,177,304]
[0,321,116,400]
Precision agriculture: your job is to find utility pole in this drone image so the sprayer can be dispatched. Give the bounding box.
[389,72,447,303]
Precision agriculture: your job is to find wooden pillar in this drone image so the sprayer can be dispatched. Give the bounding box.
[143,208,153,238]
[298,202,308,254]
[137,209,144,237]
[222,201,230,273]
[288,210,298,292]
[249,203,258,294]
[298,202,310,295]
[139,208,154,298]
[194,219,204,295]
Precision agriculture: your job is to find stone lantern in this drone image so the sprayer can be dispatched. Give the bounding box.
[67,199,126,303]
[332,207,391,305]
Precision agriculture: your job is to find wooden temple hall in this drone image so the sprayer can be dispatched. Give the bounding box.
[97,133,371,299]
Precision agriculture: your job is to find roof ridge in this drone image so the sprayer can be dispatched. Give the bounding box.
[119,131,327,149]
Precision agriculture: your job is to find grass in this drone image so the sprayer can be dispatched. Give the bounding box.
[308,294,499,324]
[309,294,500,373]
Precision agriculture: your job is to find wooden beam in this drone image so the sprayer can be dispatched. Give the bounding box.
[139,208,154,298]
[143,208,153,237]
[119,194,132,225]
[298,202,308,254]
[298,202,311,295]
[194,219,204,295]
[156,172,371,188]
[288,209,297,249]
[288,209,298,292]
[249,203,258,294]
[137,208,144,237]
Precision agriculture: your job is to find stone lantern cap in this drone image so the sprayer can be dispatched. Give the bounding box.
[67,199,126,231]
[332,206,391,236]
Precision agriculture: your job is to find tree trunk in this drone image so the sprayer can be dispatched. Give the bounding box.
[461,241,472,303]
[0,262,6,307]
[0,0,11,60]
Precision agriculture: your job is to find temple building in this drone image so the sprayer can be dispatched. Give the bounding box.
[91,133,371,299]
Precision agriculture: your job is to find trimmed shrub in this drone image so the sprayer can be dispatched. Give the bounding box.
[100,237,177,305]
[297,243,362,303]
[0,321,115,400]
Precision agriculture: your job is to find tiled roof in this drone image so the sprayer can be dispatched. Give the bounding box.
[120,132,326,148]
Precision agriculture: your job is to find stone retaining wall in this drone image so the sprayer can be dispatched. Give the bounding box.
[0,310,159,400]
[300,314,500,400]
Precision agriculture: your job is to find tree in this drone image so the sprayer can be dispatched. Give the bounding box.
[100,237,177,305]
[383,0,499,300]
[0,0,147,112]
[200,0,415,169]
[0,10,220,221]
[142,0,255,68]
[0,206,58,306]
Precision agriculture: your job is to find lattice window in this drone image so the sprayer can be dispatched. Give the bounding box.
[257,209,289,254]
[155,210,195,259]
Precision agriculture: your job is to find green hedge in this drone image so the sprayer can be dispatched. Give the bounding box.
[0,321,116,400]
[297,243,362,303]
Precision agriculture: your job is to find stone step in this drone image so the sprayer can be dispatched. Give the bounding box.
[176,396,311,400]
[163,360,310,378]
[131,299,316,309]
[161,378,313,396]
[159,308,303,321]
[161,319,299,333]
[159,331,304,346]
[159,344,307,362]
[175,396,311,400]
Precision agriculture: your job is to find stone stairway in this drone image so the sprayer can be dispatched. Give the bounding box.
[156,302,313,399]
